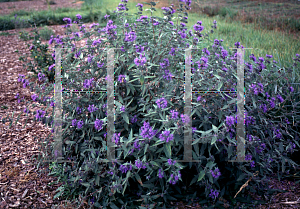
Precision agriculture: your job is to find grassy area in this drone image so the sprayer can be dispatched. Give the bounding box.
[1,0,299,80]
[116,0,300,79]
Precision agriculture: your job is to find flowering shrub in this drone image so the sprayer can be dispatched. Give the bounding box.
[3,0,300,208]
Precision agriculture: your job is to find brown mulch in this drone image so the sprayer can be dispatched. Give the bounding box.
[0,18,300,209]
[0,0,84,16]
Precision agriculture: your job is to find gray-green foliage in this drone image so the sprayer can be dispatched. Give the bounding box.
[3,0,300,208]
[39,26,55,41]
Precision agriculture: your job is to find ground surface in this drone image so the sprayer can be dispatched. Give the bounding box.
[0,0,83,16]
[0,0,300,208]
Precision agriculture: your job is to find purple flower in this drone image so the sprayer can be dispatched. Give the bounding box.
[72,119,77,127]
[63,17,72,24]
[277,94,284,103]
[167,159,176,166]
[48,64,55,71]
[35,109,45,120]
[83,78,94,89]
[159,130,174,143]
[94,118,103,131]
[120,106,125,112]
[112,132,121,145]
[181,114,190,125]
[134,53,147,67]
[131,115,137,123]
[136,3,143,9]
[209,189,219,199]
[289,86,294,92]
[120,163,132,174]
[158,168,164,178]
[87,104,98,113]
[17,74,25,82]
[76,14,82,20]
[245,154,252,161]
[135,159,148,169]
[156,97,168,109]
[77,120,84,129]
[140,121,157,141]
[210,168,221,178]
[260,104,268,113]
[269,97,276,108]
[24,108,29,114]
[31,94,38,102]
[226,116,235,127]
[169,110,179,120]
[118,74,126,83]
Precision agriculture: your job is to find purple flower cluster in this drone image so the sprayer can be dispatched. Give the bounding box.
[83,78,94,89]
[168,170,181,185]
[158,168,164,179]
[112,132,121,145]
[156,97,168,109]
[31,94,38,102]
[17,74,30,88]
[210,168,221,179]
[209,189,219,199]
[38,72,46,82]
[118,74,126,83]
[120,163,132,174]
[94,118,103,131]
[167,159,176,166]
[140,121,158,141]
[159,130,174,143]
[134,53,147,67]
[35,109,45,120]
[87,104,98,113]
[72,119,84,129]
[135,159,149,169]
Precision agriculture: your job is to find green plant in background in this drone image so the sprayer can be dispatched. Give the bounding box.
[18,27,58,83]
[3,0,300,208]
[0,31,16,36]
[39,25,55,41]
[19,29,30,41]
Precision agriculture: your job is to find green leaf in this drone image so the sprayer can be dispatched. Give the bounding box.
[221,98,236,110]
[109,202,119,209]
[144,143,149,155]
[53,190,64,199]
[150,161,160,168]
[140,75,144,85]
[126,86,130,96]
[115,100,122,108]
[122,113,129,124]
[211,135,218,145]
[128,63,136,71]
[164,143,172,158]
[212,124,218,133]
[197,170,205,182]
[81,182,90,187]
[236,173,247,181]
[217,81,223,91]
[135,173,143,186]
[252,97,257,109]
[126,97,134,108]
